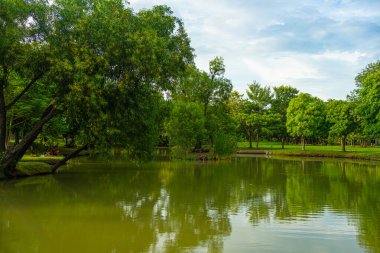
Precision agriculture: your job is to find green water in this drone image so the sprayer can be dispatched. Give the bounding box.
[0,157,380,253]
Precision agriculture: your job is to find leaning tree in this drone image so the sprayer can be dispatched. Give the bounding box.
[0,0,193,178]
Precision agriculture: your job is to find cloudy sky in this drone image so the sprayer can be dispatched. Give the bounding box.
[129,0,380,100]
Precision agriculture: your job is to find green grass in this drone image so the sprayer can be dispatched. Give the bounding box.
[236,141,380,161]
[237,141,380,152]
[16,162,52,176]
[21,155,64,160]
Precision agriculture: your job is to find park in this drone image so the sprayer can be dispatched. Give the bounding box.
[1,0,380,252]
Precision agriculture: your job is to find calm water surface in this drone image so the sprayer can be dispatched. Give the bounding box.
[0,157,380,253]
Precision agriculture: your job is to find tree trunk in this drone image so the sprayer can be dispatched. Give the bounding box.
[51,143,89,174]
[14,129,20,145]
[256,132,259,150]
[114,145,121,157]
[249,133,252,149]
[1,103,57,178]
[341,136,346,152]
[0,81,7,152]
[281,136,285,149]
[195,139,202,150]
[301,137,305,151]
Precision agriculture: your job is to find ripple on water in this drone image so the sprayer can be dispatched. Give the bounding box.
[222,207,365,253]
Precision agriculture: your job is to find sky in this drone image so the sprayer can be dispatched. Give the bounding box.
[129,0,380,100]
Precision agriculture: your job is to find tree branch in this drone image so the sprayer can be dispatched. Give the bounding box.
[51,143,90,173]
[6,73,43,111]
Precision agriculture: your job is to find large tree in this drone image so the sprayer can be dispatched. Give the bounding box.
[272,85,299,149]
[326,99,356,152]
[171,57,233,148]
[286,93,326,151]
[243,82,279,149]
[0,0,193,178]
[354,60,380,137]
[166,101,205,151]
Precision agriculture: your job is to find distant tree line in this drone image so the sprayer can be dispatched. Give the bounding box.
[163,58,380,154]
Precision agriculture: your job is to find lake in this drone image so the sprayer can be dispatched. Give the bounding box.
[0,157,379,252]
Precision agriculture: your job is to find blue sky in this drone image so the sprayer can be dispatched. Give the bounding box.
[129,0,380,100]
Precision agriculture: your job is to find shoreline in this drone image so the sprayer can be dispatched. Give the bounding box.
[253,149,380,162]
[2,149,380,180]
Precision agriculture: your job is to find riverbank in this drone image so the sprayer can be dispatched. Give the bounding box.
[2,143,379,180]
[270,149,380,161]
[236,141,380,161]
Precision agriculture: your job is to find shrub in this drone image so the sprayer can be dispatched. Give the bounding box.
[213,133,236,155]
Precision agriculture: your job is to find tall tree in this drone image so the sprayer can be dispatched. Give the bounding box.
[0,0,51,152]
[272,85,299,149]
[166,101,205,151]
[286,93,326,151]
[346,91,367,146]
[354,60,380,138]
[242,82,279,149]
[326,99,356,152]
[171,57,233,147]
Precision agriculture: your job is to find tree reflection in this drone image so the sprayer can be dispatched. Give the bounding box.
[0,158,379,252]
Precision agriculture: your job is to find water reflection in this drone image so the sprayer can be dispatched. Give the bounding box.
[0,158,379,252]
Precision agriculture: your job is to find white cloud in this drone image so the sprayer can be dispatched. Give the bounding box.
[129,0,380,100]
[311,51,367,64]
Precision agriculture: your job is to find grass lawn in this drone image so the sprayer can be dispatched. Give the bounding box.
[237,141,380,152]
[237,141,380,161]
[21,155,64,160]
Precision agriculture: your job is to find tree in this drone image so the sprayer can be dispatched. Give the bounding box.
[173,58,232,115]
[325,100,355,152]
[354,60,380,138]
[236,100,256,149]
[346,91,367,146]
[227,91,250,147]
[166,101,205,151]
[0,0,51,153]
[171,58,233,147]
[272,85,299,149]
[0,0,194,178]
[243,82,280,149]
[286,93,326,151]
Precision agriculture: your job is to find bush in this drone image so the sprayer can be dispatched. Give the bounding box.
[213,133,236,155]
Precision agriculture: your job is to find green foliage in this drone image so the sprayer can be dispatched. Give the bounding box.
[213,132,236,155]
[354,60,380,137]
[171,57,233,147]
[2,0,377,168]
[271,85,299,145]
[166,101,205,150]
[286,93,326,149]
[326,99,355,139]
[54,1,194,158]
[246,81,273,109]
[0,0,195,176]
[238,82,281,149]
[209,56,225,80]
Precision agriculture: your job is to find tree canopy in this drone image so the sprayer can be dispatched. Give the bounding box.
[354,60,380,137]
[286,93,326,150]
[326,99,356,151]
[0,0,194,177]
